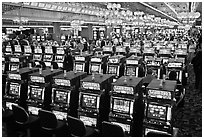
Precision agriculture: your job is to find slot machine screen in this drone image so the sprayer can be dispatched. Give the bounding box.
[148,90,171,100]
[126,67,136,76]
[91,64,100,73]
[24,46,32,53]
[55,55,64,62]
[43,55,53,62]
[108,66,117,75]
[147,103,167,121]
[30,86,43,100]
[79,116,97,127]
[9,83,20,96]
[81,94,98,109]
[56,48,64,55]
[54,90,69,104]
[112,98,132,115]
[33,54,42,61]
[10,64,19,71]
[6,46,12,53]
[14,45,21,53]
[75,63,83,72]
[45,47,53,54]
[35,48,42,54]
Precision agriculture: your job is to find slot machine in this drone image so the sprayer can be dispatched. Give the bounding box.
[129,47,141,56]
[43,44,54,68]
[5,42,13,55]
[4,67,39,111]
[115,46,126,55]
[110,76,143,136]
[174,49,187,63]
[78,74,114,129]
[146,57,162,79]
[158,49,172,64]
[74,53,92,74]
[23,39,33,58]
[41,36,45,42]
[125,55,142,77]
[8,55,26,71]
[13,39,23,56]
[37,36,41,42]
[107,55,126,80]
[143,79,177,136]
[167,59,184,84]
[54,47,65,69]
[143,48,155,62]
[89,54,109,74]
[27,68,63,115]
[103,46,113,56]
[32,45,43,67]
[51,71,87,120]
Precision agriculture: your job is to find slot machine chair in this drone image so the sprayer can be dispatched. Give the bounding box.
[38,109,66,137]
[67,116,99,137]
[101,121,125,137]
[12,105,39,137]
[2,107,14,137]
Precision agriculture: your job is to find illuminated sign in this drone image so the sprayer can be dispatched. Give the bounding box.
[144,49,154,54]
[34,48,42,53]
[75,56,85,61]
[126,60,138,65]
[10,64,19,71]
[148,90,171,100]
[147,104,167,121]
[168,62,182,68]
[55,55,64,62]
[109,58,119,63]
[82,82,100,90]
[6,46,12,52]
[113,86,134,95]
[175,50,187,55]
[33,54,42,61]
[8,73,21,80]
[14,45,21,52]
[28,106,40,115]
[130,48,140,53]
[116,47,125,52]
[9,83,20,96]
[45,47,53,54]
[30,76,45,83]
[103,47,112,51]
[43,55,53,61]
[159,49,170,54]
[10,57,19,62]
[56,48,64,54]
[24,46,32,53]
[54,79,70,86]
[91,57,101,63]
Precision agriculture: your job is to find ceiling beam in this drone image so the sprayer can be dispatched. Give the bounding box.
[139,2,179,22]
[164,2,178,17]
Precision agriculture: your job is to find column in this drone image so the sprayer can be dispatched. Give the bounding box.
[53,22,61,43]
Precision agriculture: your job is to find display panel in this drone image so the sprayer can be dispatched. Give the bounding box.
[10,57,19,62]
[75,63,83,72]
[91,64,100,73]
[54,79,70,86]
[103,46,112,51]
[126,60,138,65]
[91,57,101,63]
[109,58,119,63]
[113,86,134,95]
[111,122,130,133]
[56,48,64,55]
[75,56,85,61]
[33,54,42,61]
[30,86,43,100]
[10,64,19,71]
[168,62,182,68]
[6,46,12,53]
[112,98,132,114]
[6,102,17,110]
[24,46,32,53]
[28,106,40,115]
[43,54,53,61]
[81,94,98,109]
[126,67,136,76]
[148,90,171,100]
[45,47,53,54]
[53,110,67,120]
[147,104,167,121]
[8,73,21,80]
[54,90,69,104]
[9,83,20,96]
[35,48,42,54]
[80,116,97,127]
[30,76,45,83]
[82,82,100,90]
[108,66,117,75]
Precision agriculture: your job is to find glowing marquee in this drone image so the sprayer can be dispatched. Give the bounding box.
[168,62,182,68]
[113,85,134,95]
[91,57,101,63]
[75,56,85,61]
[8,73,21,80]
[126,60,138,65]
[148,90,171,100]
[54,79,70,86]
[30,76,45,83]
[109,58,119,63]
[82,82,100,90]
[10,57,19,62]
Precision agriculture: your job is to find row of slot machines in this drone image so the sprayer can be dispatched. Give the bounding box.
[3,66,178,136]
[73,51,187,85]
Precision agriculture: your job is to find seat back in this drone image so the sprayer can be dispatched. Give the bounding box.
[38,109,58,129]
[67,116,86,136]
[12,104,29,125]
[147,131,171,137]
[102,121,125,137]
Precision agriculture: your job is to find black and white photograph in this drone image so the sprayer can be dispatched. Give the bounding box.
[1,1,202,137]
